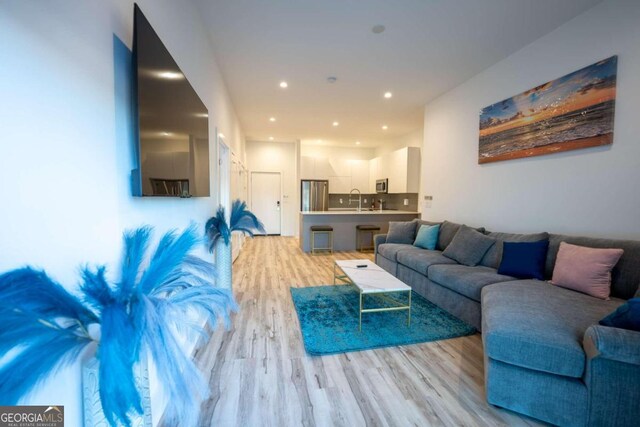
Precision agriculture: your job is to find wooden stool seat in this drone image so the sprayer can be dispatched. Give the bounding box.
[311,225,334,232]
[356,224,381,231]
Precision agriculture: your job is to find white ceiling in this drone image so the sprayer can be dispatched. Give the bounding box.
[193,0,601,147]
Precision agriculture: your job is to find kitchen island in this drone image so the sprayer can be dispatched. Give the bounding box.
[299,210,420,252]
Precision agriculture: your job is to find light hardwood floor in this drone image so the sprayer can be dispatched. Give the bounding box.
[193,236,543,427]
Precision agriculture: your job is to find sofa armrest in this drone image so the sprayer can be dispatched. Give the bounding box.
[583,325,640,365]
[583,325,640,426]
[373,234,387,256]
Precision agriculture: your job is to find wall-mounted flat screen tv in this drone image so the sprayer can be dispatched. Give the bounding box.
[132,4,210,197]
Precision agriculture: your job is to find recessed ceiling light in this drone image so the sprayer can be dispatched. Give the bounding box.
[269,136,274,141]
[327,76,337,84]
[269,117,276,122]
[372,25,386,34]
[156,71,184,80]
[355,141,361,145]
[332,121,339,127]
[384,92,393,99]
[382,125,388,130]
[279,81,288,88]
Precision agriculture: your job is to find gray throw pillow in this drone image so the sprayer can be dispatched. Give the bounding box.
[442,225,496,266]
[437,220,486,250]
[412,218,441,228]
[437,221,463,251]
[386,221,418,245]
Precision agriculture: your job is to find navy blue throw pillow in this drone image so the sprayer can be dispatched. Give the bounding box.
[600,298,640,332]
[497,240,549,280]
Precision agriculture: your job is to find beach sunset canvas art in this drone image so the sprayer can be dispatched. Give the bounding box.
[479,56,617,164]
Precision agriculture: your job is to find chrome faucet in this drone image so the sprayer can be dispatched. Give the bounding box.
[348,188,362,212]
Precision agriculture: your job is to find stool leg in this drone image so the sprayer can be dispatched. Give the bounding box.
[330,231,333,254]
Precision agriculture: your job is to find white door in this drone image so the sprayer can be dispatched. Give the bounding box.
[251,172,281,235]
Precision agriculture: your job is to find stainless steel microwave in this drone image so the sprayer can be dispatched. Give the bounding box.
[376,178,388,194]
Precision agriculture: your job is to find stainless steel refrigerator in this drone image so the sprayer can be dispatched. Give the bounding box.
[300,180,329,211]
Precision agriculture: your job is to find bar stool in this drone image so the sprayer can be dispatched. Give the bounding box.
[356,224,381,252]
[310,225,333,254]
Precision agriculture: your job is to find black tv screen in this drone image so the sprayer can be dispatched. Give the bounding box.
[132,4,210,197]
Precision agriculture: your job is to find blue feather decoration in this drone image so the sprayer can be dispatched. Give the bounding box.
[0,225,237,427]
[205,199,265,251]
[205,205,231,250]
[230,199,266,235]
[98,303,143,426]
[0,268,96,403]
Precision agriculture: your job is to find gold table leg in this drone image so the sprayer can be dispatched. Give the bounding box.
[408,290,412,326]
[359,291,363,331]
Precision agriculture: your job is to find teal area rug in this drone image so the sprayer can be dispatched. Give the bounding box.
[290,285,476,355]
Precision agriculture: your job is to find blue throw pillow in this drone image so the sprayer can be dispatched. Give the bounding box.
[600,298,640,332]
[413,224,440,250]
[497,239,549,280]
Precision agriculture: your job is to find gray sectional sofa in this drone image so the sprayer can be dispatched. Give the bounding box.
[374,219,640,427]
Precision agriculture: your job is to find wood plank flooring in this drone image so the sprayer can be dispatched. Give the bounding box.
[192,236,543,427]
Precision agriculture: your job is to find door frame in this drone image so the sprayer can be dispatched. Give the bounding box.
[250,170,283,235]
[217,129,230,221]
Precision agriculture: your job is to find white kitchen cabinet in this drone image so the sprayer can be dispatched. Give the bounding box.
[350,160,369,193]
[301,156,332,180]
[368,157,379,193]
[301,146,419,194]
[328,158,351,177]
[387,147,421,193]
[314,158,332,179]
[328,175,351,194]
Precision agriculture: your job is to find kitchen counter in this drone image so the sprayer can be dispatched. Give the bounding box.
[299,210,420,252]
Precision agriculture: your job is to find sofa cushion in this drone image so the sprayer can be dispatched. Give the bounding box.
[413,224,440,250]
[428,264,515,302]
[546,234,640,300]
[550,242,623,300]
[412,218,441,228]
[442,225,496,266]
[480,231,550,268]
[396,249,457,275]
[482,281,625,378]
[497,239,549,280]
[377,243,424,262]
[436,221,461,251]
[600,298,640,332]
[437,221,486,251]
[386,221,418,244]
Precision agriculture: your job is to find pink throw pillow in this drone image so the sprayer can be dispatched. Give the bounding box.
[551,242,624,299]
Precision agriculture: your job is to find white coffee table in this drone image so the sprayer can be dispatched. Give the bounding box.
[333,259,412,331]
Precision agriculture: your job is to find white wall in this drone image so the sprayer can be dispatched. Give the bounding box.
[246,140,299,236]
[422,0,640,239]
[0,0,244,424]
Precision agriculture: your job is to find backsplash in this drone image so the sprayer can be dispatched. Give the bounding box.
[328,193,419,212]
